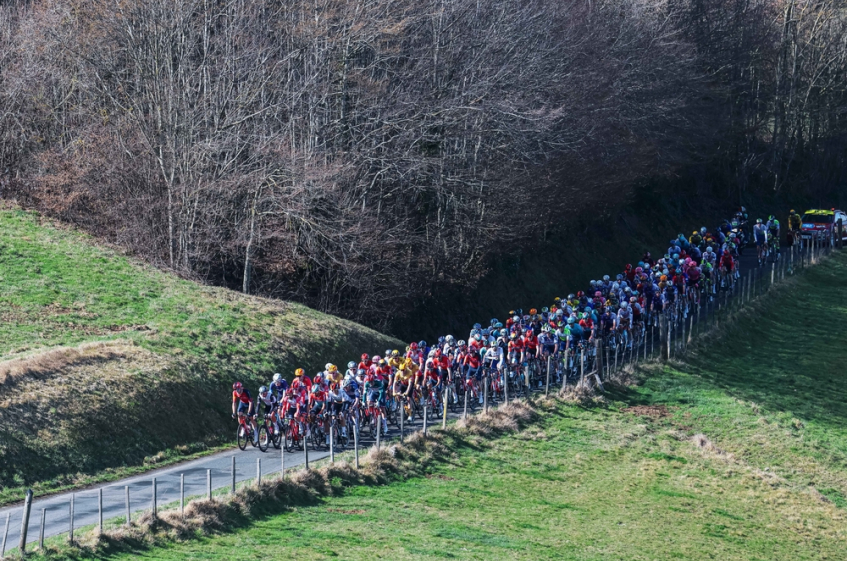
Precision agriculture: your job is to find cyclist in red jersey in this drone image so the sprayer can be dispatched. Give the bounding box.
[358,353,372,373]
[508,332,525,365]
[231,382,258,445]
[522,329,538,359]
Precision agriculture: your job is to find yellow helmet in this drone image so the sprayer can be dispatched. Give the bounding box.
[328,364,338,372]
[391,349,399,357]
[294,368,304,377]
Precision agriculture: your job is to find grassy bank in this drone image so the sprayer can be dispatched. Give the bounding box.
[0,208,402,500]
[63,252,847,560]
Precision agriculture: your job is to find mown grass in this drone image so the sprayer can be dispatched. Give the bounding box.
[67,252,847,560]
[0,208,402,499]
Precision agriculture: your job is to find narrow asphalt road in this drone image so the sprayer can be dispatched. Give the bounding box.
[0,410,447,552]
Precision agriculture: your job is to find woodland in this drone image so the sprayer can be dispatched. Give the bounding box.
[1,0,845,329]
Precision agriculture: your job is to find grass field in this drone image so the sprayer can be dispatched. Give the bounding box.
[72,252,847,560]
[0,208,402,502]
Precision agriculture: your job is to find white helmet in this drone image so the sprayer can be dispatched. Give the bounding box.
[325,363,333,371]
[273,373,282,382]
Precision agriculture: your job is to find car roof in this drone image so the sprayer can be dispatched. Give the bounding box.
[804,209,835,215]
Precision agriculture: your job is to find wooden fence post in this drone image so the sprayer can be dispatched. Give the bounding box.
[354,417,360,469]
[1,511,9,558]
[125,486,131,527]
[19,489,33,555]
[38,509,45,551]
[151,478,157,518]
[68,493,74,545]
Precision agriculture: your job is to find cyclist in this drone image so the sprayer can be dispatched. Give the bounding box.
[788,209,801,236]
[269,373,288,401]
[463,346,483,405]
[363,364,389,434]
[753,218,769,265]
[257,385,281,436]
[231,382,259,445]
[326,381,346,439]
[767,215,781,261]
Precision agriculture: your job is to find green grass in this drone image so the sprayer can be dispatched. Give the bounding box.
[0,208,401,499]
[67,252,847,560]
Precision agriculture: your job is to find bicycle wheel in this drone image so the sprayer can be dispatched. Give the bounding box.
[271,423,282,450]
[311,423,325,450]
[237,424,249,451]
[283,423,295,452]
[258,425,270,452]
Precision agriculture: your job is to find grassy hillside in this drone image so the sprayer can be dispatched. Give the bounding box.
[87,252,847,560]
[0,208,402,497]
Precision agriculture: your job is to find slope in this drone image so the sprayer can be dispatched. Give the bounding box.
[0,208,402,499]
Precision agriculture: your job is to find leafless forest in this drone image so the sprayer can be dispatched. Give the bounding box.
[1,0,845,329]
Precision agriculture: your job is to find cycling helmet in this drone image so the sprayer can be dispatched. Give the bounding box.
[512,315,519,322]
[361,353,369,362]
[630,297,636,303]
[495,322,503,329]
[329,364,338,372]
[294,368,304,377]
[553,297,561,303]
[473,333,481,341]
[273,373,282,382]
[769,215,774,221]
[509,332,517,339]
[418,340,427,349]
[233,382,243,390]
[490,318,498,327]
[706,246,713,253]
[473,323,482,330]
[347,361,356,370]
[470,328,480,337]
[389,349,398,357]
[756,218,763,223]
[567,317,575,324]
[385,349,391,358]
[603,275,610,282]
[259,386,268,394]
[325,363,333,371]
[378,359,386,366]
[446,334,455,343]
[437,336,445,345]
[529,308,537,316]
[458,339,466,347]
[508,310,516,316]
[541,307,548,313]
[516,309,523,315]
[594,291,602,297]
[409,342,418,350]
[372,355,381,362]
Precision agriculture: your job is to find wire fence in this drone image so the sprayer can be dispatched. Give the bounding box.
[0,223,842,558]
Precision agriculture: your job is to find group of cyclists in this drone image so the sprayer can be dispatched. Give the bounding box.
[230,208,803,453]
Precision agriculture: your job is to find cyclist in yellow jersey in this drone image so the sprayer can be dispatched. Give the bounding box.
[388,350,404,371]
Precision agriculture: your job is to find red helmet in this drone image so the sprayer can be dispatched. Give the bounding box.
[361,353,370,362]
[625,263,632,270]
[232,382,243,391]
[410,342,418,350]
[577,291,585,298]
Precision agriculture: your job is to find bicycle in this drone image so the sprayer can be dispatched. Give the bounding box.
[236,413,257,451]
